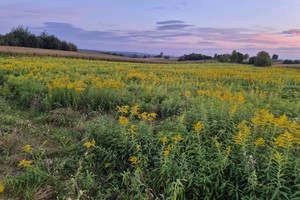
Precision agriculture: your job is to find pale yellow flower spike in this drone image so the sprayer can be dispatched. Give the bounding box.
[161,137,167,144]
[194,121,204,134]
[0,183,4,193]
[22,144,32,152]
[119,116,130,125]
[84,140,96,149]
[18,159,33,168]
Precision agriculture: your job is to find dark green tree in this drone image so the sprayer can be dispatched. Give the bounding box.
[272,54,279,60]
[237,52,244,63]
[254,51,272,67]
[230,50,238,63]
[249,56,256,64]
[219,54,231,62]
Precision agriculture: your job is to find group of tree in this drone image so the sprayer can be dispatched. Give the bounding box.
[178,53,212,61]
[177,50,279,67]
[214,50,249,63]
[0,26,77,51]
[282,59,300,64]
[217,50,278,67]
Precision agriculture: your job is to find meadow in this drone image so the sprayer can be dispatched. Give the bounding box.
[0,56,299,199]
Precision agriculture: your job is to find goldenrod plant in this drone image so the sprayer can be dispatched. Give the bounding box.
[0,56,299,199]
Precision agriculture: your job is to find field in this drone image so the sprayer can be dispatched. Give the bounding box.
[0,56,299,199]
[0,46,186,64]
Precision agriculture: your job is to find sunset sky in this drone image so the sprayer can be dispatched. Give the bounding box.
[1,0,300,58]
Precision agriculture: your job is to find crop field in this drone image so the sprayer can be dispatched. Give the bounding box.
[0,56,299,199]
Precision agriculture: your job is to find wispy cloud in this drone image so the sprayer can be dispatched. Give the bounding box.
[156,20,194,30]
[281,29,300,36]
[156,20,185,25]
[157,24,194,30]
[28,21,300,58]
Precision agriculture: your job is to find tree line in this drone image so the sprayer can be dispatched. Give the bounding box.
[0,26,77,51]
[179,50,280,67]
[178,53,212,61]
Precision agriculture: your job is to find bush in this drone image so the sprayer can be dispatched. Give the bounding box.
[254,51,271,67]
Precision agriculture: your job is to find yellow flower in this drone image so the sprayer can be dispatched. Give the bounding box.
[233,121,251,149]
[136,145,140,150]
[193,121,204,134]
[166,144,171,150]
[229,104,238,115]
[18,159,33,167]
[126,125,137,135]
[272,132,299,149]
[105,163,111,168]
[184,91,192,98]
[84,139,95,149]
[185,171,191,173]
[163,150,170,156]
[138,112,148,120]
[0,183,4,193]
[22,144,32,152]
[255,138,265,146]
[117,105,129,114]
[147,113,158,122]
[161,137,167,144]
[130,105,140,116]
[172,134,184,144]
[129,156,141,164]
[119,116,130,125]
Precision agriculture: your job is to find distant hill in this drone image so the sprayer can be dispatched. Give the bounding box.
[79,49,156,57]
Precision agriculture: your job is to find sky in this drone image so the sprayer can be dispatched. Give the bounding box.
[0,0,300,58]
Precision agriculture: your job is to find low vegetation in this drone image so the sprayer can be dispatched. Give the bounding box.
[0,56,299,199]
[283,60,300,64]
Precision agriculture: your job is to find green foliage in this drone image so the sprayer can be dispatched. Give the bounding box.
[218,54,231,62]
[178,53,212,61]
[249,56,256,64]
[230,50,238,63]
[272,54,279,60]
[0,25,77,51]
[254,51,272,67]
[283,59,300,64]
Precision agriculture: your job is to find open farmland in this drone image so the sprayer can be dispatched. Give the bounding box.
[0,56,299,199]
